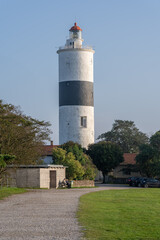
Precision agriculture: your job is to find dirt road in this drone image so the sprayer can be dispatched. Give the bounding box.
[0,184,131,240]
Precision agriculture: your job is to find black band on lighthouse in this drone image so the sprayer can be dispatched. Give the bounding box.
[59,81,94,106]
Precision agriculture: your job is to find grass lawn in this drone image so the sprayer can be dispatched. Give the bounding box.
[0,187,27,200]
[77,189,160,240]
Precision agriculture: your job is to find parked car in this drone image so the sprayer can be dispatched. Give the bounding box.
[134,177,149,187]
[126,177,139,186]
[141,178,160,188]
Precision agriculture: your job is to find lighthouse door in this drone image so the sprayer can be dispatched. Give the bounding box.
[50,170,56,188]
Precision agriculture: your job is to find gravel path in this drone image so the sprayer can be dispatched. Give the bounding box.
[0,184,132,240]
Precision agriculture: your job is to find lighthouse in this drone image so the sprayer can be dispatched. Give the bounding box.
[57,23,95,148]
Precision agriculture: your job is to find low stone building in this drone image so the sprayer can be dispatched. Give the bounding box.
[110,153,141,183]
[5,165,66,189]
[95,153,141,183]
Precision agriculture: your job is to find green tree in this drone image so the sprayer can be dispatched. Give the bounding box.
[61,141,86,164]
[136,131,160,178]
[52,147,66,164]
[136,144,155,177]
[61,141,96,180]
[65,152,84,180]
[87,141,124,183]
[53,147,84,180]
[98,120,149,153]
[0,100,51,165]
[150,131,160,153]
[0,154,15,182]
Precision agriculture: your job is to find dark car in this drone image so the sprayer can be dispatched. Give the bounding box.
[134,177,149,187]
[141,178,160,188]
[126,177,139,186]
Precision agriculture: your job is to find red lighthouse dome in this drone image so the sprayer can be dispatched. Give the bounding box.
[69,22,82,32]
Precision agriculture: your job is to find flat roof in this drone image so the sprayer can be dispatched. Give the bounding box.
[7,164,67,168]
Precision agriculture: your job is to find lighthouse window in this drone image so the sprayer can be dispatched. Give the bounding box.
[81,116,87,128]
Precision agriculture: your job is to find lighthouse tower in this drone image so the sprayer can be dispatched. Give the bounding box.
[57,23,95,148]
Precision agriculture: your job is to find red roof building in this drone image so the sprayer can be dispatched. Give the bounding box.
[111,153,140,182]
[42,142,59,164]
[121,153,137,165]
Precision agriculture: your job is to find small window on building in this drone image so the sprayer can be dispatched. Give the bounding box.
[81,116,87,128]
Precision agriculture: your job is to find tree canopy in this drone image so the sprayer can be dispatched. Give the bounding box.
[150,131,160,153]
[0,100,51,165]
[136,131,160,178]
[53,142,96,180]
[98,120,149,153]
[53,148,85,180]
[61,141,96,179]
[87,141,124,183]
[0,154,15,182]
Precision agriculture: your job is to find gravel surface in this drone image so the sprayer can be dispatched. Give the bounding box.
[0,184,131,240]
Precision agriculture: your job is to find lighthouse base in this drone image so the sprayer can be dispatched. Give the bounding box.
[59,105,94,149]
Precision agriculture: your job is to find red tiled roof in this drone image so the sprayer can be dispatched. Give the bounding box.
[121,153,137,165]
[43,145,59,156]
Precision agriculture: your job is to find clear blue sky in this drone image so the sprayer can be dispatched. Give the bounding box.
[0,0,160,144]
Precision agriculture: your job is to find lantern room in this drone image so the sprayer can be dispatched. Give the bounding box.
[65,22,83,48]
[69,22,82,40]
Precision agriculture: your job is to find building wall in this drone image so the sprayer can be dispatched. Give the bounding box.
[16,168,40,188]
[112,165,141,179]
[40,169,50,189]
[5,166,66,189]
[56,167,66,188]
[2,168,17,187]
[40,167,66,189]
[58,49,94,82]
[59,105,94,148]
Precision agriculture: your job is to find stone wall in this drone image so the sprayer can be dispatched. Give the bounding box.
[40,169,50,189]
[16,168,40,188]
[1,168,17,187]
[71,180,94,187]
[56,167,66,188]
